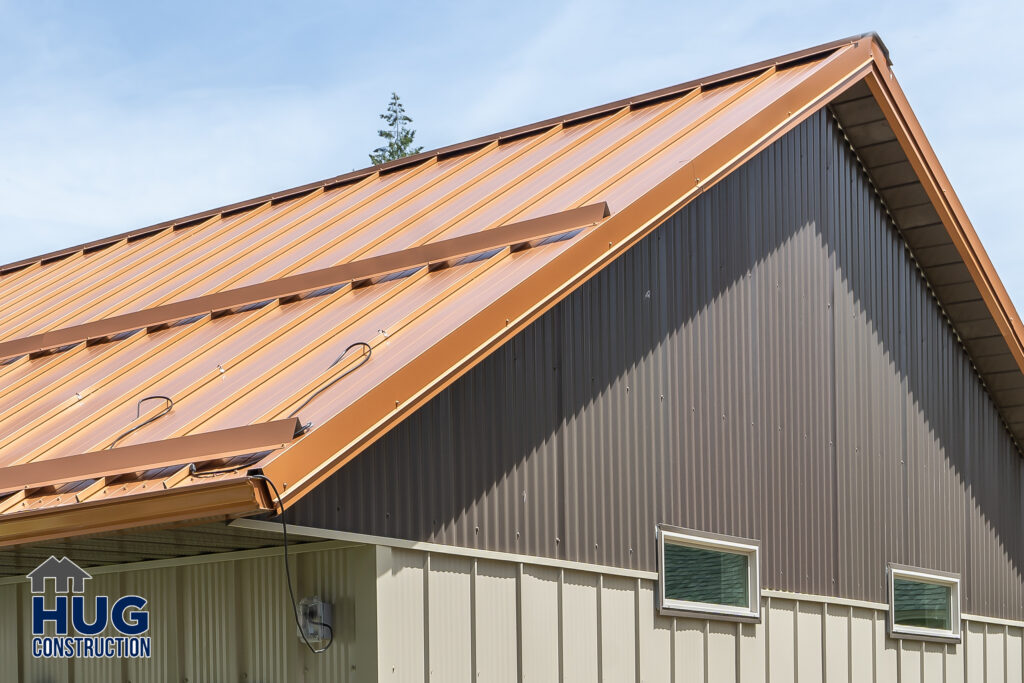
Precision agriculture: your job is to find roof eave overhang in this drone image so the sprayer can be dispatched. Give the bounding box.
[0,478,270,548]
[860,51,1024,413]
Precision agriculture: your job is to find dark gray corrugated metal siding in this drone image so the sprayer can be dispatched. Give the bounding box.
[291,109,1024,620]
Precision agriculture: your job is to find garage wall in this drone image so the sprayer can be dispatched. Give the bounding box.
[375,544,1022,683]
[1,539,1022,682]
[0,542,377,683]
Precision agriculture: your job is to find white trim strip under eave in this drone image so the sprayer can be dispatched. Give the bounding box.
[0,538,359,586]
[229,519,1024,629]
[230,517,661,581]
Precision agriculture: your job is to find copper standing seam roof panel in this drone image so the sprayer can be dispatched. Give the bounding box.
[1,34,1019,548]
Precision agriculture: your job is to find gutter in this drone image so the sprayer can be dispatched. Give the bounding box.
[0,478,269,548]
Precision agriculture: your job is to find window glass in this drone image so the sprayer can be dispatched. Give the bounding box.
[893,578,951,631]
[663,542,749,607]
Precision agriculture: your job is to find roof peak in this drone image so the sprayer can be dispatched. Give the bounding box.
[0,33,884,277]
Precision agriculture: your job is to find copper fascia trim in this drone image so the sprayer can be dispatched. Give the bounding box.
[861,57,1024,380]
[0,418,299,494]
[0,479,266,548]
[0,34,881,276]
[0,203,609,362]
[256,41,878,504]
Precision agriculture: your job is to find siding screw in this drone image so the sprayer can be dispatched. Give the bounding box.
[555,537,560,545]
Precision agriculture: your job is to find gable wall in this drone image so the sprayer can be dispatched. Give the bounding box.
[291,109,1024,620]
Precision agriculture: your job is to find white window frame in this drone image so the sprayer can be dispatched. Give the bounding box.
[656,524,761,622]
[887,564,961,643]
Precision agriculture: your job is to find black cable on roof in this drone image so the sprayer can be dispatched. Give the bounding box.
[107,395,173,449]
[288,341,371,433]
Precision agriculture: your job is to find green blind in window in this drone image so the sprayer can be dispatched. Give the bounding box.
[893,578,951,630]
[663,543,749,607]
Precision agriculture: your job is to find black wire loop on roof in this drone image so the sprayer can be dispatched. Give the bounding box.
[289,341,372,432]
[107,395,174,449]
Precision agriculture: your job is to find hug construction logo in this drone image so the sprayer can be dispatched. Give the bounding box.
[27,556,152,659]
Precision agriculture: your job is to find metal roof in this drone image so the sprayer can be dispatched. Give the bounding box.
[0,33,1019,548]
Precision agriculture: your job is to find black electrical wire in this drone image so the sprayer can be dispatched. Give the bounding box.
[249,473,334,654]
[107,396,174,449]
[288,341,371,427]
[188,461,251,478]
[189,342,373,653]
[190,341,372,477]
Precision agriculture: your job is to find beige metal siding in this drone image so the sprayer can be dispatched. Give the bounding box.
[2,541,1021,682]
[0,584,17,682]
[375,546,1023,683]
[2,543,376,683]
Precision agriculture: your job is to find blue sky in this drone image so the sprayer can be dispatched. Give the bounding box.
[1,0,1021,308]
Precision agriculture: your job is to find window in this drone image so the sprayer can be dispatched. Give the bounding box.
[657,525,760,621]
[887,564,961,642]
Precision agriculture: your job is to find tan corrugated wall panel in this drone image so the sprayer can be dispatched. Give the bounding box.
[519,564,560,681]
[2,543,376,682]
[72,571,123,683]
[371,546,1024,683]
[0,584,19,681]
[375,546,426,682]
[3,541,1023,681]
[637,582,673,683]
[562,570,600,682]
[426,553,473,683]
[19,579,69,682]
[473,559,517,683]
[123,566,179,683]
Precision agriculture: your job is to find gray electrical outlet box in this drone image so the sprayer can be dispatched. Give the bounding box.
[297,596,332,644]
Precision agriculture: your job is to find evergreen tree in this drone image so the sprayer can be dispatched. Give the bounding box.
[369,92,423,165]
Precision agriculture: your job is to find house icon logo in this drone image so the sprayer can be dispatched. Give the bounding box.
[26,555,152,659]
[27,556,92,594]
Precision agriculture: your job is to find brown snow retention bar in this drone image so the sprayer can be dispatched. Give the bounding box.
[0,203,609,361]
[0,418,300,493]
